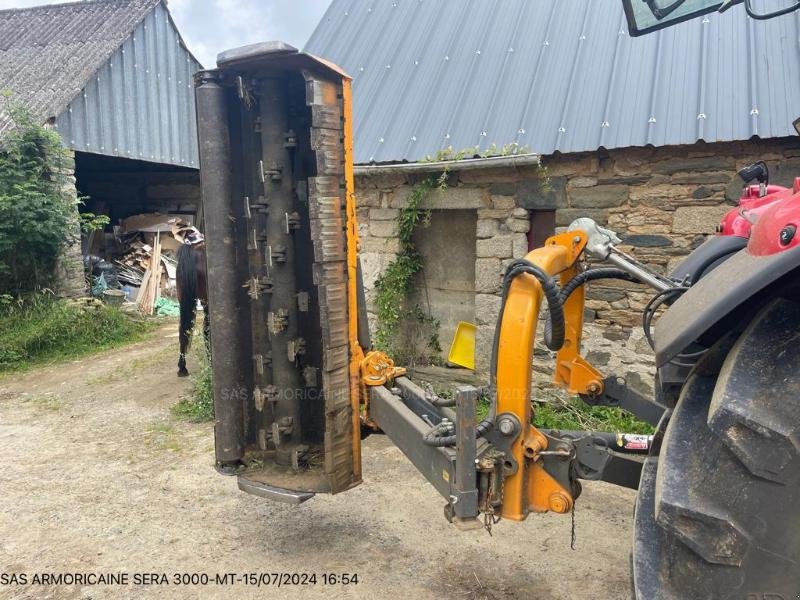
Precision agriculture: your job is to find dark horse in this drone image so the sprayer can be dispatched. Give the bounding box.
[176,243,209,377]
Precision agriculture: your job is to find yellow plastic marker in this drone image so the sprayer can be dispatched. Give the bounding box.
[448,321,477,370]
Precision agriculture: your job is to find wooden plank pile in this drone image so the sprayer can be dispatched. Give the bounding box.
[136,232,163,315]
[118,240,153,270]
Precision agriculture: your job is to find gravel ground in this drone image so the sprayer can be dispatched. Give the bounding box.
[0,325,635,600]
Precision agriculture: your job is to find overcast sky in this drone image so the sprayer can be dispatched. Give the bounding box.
[0,0,332,67]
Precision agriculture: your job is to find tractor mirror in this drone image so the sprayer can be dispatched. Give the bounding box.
[622,0,742,35]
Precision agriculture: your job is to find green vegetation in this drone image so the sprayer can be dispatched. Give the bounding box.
[474,393,654,434]
[421,142,531,163]
[533,395,655,434]
[145,420,183,453]
[373,174,443,365]
[172,343,214,422]
[0,98,106,294]
[0,294,152,372]
[23,393,63,411]
[86,343,174,386]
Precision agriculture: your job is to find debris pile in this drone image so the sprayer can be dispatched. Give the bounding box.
[84,213,200,316]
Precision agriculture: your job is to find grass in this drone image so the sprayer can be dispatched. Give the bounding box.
[0,295,153,373]
[145,420,183,453]
[23,393,62,411]
[428,382,655,435]
[172,341,214,422]
[87,344,174,386]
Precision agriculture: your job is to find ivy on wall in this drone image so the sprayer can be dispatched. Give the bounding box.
[373,143,534,365]
[0,97,106,295]
[373,173,443,365]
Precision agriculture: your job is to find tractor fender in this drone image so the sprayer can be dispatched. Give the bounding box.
[654,244,800,366]
[667,234,747,285]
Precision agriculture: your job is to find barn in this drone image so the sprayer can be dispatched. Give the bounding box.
[0,0,202,296]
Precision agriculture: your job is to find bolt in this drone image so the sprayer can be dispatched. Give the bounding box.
[498,417,515,436]
[548,491,572,514]
[587,381,601,395]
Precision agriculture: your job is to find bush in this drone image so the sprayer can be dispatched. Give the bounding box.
[0,99,93,294]
[0,294,152,371]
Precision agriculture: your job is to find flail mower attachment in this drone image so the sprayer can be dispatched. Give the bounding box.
[194,42,362,500]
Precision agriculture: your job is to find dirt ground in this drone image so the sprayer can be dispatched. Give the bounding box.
[0,324,635,600]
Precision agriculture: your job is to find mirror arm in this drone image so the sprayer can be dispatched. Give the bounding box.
[745,0,800,20]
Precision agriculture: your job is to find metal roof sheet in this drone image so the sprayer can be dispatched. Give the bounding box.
[54,2,201,167]
[0,0,201,168]
[305,0,800,164]
[0,0,161,133]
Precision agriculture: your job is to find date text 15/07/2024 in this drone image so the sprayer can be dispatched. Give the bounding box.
[0,572,359,587]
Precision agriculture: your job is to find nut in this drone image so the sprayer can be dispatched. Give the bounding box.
[498,417,515,436]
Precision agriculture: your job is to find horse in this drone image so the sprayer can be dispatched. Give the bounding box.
[176,242,209,377]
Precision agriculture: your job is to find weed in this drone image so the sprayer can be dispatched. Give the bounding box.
[475,391,653,434]
[0,294,153,372]
[145,420,183,453]
[24,393,62,411]
[534,395,654,434]
[172,341,214,422]
[87,344,174,385]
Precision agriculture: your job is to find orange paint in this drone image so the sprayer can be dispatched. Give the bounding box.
[496,231,586,520]
[342,78,364,481]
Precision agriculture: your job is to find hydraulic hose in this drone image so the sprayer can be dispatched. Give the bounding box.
[423,260,566,447]
[423,418,493,447]
[487,259,565,412]
[558,267,637,303]
[543,268,637,344]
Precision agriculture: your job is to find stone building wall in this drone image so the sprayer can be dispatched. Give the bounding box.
[355,136,800,393]
[53,150,87,299]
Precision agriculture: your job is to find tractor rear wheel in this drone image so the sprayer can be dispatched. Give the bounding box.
[632,298,800,599]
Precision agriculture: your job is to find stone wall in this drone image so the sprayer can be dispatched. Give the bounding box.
[53,150,87,299]
[78,168,201,224]
[355,136,800,392]
[356,165,540,366]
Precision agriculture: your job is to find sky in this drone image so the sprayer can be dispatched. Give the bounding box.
[0,0,332,67]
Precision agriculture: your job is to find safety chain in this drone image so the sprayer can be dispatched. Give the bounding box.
[481,462,503,536]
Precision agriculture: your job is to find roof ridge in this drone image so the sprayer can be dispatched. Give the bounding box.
[0,0,159,17]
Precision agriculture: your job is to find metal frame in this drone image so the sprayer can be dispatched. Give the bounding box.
[369,377,654,527]
[369,380,486,527]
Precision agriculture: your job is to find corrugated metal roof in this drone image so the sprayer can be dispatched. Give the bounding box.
[0,0,201,168]
[305,0,800,164]
[54,2,201,167]
[0,0,160,132]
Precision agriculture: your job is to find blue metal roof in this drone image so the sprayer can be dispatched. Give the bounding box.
[305,0,800,164]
